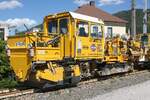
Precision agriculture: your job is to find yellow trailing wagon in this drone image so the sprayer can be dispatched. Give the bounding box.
[7,12,133,88]
[99,36,133,76]
[125,33,150,68]
[135,33,150,68]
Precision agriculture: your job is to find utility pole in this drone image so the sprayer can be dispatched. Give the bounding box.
[143,0,148,34]
[131,0,136,39]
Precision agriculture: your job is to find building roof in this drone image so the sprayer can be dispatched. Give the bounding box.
[75,3,128,24]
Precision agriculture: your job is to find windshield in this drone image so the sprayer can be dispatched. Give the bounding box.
[48,18,68,34]
[48,20,58,33]
[59,18,68,34]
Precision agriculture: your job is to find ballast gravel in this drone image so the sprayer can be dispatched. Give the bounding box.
[88,80,150,100]
[5,70,150,100]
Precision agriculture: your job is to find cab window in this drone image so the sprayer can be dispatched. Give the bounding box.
[77,21,89,37]
[48,20,58,33]
[59,18,68,34]
[90,24,102,39]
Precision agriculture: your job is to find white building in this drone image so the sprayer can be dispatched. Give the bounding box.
[0,24,9,41]
[75,1,128,38]
[104,22,127,38]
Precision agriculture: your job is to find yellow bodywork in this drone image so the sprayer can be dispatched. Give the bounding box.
[35,65,80,82]
[36,67,64,82]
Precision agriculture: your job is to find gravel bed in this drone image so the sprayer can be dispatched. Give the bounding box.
[88,78,150,100]
[4,70,150,100]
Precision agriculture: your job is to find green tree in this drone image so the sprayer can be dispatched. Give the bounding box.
[0,40,11,79]
[0,40,18,88]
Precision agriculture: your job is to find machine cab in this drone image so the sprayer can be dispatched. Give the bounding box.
[44,12,105,61]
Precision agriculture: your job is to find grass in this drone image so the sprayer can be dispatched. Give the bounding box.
[0,78,18,89]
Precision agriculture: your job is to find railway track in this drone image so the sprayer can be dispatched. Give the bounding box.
[0,69,149,99]
[0,89,34,99]
[79,69,149,85]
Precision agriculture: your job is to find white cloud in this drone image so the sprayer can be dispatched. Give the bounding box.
[74,0,90,6]
[99,0,124,6]
[73,0,125,6]
[0,0,23,10]
[0,18,37,27]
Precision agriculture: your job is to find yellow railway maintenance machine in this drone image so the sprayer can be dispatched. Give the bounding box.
[7,12,133,88]
[7,12,105,88]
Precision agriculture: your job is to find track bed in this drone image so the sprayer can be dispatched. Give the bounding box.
[2,69,150,100]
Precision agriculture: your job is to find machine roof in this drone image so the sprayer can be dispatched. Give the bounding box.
[46,12,104,24]
[69,12,104,24]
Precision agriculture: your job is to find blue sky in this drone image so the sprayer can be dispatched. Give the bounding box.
[0,0,149,29]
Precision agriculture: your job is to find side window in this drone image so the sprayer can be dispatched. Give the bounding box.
[107,27,113,38]
[48,20,58,33]
[77,21,89,37]
[59,18,68,34]
[91,24,102,38]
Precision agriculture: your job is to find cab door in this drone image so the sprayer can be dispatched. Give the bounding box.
[75,21,90,58]
[59,18,71,58]
[89,23,104,58]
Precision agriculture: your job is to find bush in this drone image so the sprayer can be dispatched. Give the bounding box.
[0,78,18,89]
[0,40,11,79]
[0,40,17,88]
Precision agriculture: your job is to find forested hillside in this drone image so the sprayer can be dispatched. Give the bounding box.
[114,9,150,33]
